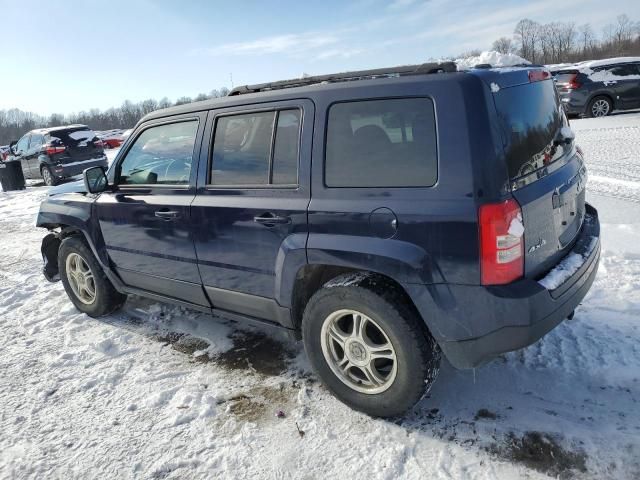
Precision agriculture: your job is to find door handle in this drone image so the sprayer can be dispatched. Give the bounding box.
[254,213,291,226]
[155,210,180,220]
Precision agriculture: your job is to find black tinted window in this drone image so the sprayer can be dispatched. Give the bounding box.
[494,80,562,180]
[211,111,273,185]
[272,109,301,184]
[210,109,301,186]
[325,99,437,187]
[48,127,98,146]
[119,121,198,185]
[607,64,638,76]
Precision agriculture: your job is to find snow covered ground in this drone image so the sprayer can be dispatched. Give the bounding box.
[1,113,640,479]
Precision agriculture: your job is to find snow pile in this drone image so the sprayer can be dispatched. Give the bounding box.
[455,51,530,70]
[538,237,598,290]
[2,113,640,479]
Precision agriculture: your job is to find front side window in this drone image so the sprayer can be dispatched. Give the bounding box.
[16,135,30,154]
[118,121,198,185]
[325,98,438,187]
[210,108,301,186]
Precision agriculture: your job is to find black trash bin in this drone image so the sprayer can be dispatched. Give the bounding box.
[0,161,26,191]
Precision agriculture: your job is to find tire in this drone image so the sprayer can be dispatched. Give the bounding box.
[41,165,59,186]
[587,96,612,118]
[302,273,440,417]
[58,235,127,317]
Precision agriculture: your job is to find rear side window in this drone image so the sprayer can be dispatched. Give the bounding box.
[210,108,301,186]
[118,121,198,185]
[606,64,640,76]
[325,98,437,187]
[29,134,44,149]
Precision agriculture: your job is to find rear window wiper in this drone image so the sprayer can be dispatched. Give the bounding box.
[554,126,575,146]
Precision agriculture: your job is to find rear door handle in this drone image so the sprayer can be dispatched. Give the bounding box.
[254,213,291,226]
[155,210,180,220]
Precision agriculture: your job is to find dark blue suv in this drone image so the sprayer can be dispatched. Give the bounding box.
[36,63,601,417]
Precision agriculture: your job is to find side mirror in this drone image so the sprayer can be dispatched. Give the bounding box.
[83,166,109,194]
[9,141,17,154]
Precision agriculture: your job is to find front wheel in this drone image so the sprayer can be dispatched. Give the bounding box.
[587,96,612,118]
[302,274,440,417]
[59,236,127,317]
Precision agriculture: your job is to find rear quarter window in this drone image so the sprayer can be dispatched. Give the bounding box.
[325,98,437,188]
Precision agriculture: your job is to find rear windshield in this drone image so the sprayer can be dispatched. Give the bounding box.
[493,80,562,180]
[47,127,98,146]
[554,72,578,83]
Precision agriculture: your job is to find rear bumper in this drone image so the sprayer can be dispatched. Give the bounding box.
[52,156,108,178]
[558,91,588,115]
[406,203,601,369]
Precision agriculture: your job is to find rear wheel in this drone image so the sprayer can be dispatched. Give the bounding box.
[302,274,440,417]
[41,165,59,186]
[58,236,127,317]
[587,96,612,118]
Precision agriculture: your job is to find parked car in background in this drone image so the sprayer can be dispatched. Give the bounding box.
[552,57,640,117]
[8,125,108,186]
[0,145,10,161]
[96,129,127,149]
[36,63,600,417]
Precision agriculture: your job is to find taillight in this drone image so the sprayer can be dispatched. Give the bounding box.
[94,140,104,148]
[568,74,581,89]
[44,144,66,155]
[528,69,551,82]
[479,199,524,285]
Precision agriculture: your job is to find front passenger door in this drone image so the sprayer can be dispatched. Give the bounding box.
[13,135,31,178]
[95,114,209,307]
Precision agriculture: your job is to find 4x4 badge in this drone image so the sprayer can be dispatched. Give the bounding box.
[528,238,546,253]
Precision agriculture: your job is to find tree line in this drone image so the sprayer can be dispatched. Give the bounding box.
[491,13,640,65]
[0,87,230,145]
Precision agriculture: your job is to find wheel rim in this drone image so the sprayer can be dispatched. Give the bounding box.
[42,168,52,185]
[592,99,610,117]
[65,253,96,305]
[321,309,398,394]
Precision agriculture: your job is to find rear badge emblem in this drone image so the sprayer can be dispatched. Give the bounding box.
[528,238,546,253]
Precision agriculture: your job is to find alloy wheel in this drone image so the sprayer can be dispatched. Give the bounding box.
[320,309,398,394]
[65,253,96,304]
[591,99,610,117]
[42,167,53,186]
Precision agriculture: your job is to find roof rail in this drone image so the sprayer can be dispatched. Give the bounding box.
[228,62,457,96]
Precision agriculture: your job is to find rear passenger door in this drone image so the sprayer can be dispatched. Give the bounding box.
[95,114,209,306]
[602,64,640,109]
[27,134,44,177]
[192,100,313,326]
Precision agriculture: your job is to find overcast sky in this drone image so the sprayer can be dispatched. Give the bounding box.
[1,0,639,115]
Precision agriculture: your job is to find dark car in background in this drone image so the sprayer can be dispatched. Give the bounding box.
[553,57,640,117]
[8,125,108,186]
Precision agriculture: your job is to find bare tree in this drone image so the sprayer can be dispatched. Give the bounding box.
[514,19,540,62]
[492,37,515,54]
[578,24,596,55]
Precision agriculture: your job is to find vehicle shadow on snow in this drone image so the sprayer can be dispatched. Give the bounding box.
[98,297,636,479]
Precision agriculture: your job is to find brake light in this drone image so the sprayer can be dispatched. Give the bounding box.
[568,74,581,89]
[44,144,66,155]
[528,69,551,82]
[479,199,524,285]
